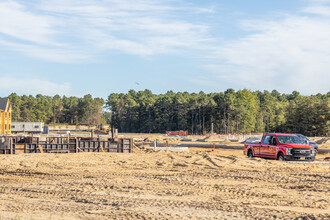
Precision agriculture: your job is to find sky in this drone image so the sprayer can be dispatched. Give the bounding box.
[0,0,330,98]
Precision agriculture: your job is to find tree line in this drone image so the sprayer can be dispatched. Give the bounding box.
[3,89,329,136]
[6,93,106,126]
[107,89,329,136]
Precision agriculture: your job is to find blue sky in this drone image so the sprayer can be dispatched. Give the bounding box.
[0,0,329,98]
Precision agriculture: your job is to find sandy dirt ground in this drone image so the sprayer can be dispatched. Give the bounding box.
[0,147,329,219]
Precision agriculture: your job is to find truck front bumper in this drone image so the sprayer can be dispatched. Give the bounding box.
[284,155,315,161]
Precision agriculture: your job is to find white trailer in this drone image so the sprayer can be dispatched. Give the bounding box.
[11,122,44,133]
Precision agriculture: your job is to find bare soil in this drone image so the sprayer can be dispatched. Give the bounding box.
[0,148,329,219]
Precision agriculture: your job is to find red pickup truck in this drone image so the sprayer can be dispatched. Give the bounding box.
[244,133,315,161]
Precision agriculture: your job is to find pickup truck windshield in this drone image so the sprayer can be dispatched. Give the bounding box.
[277,136,304,144]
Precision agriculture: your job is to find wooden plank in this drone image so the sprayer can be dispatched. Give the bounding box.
[48,149,70,153]
[100,143,105,153]
[39,145,44,153]
[15,144,25,154]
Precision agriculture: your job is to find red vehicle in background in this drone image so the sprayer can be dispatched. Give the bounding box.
[244,133,315,161]
[166,131,188,136]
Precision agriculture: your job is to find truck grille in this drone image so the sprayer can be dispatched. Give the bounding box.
[292,148,312,157]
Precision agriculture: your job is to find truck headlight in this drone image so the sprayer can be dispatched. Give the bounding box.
[311,149,315,156]
[286,148,292,155]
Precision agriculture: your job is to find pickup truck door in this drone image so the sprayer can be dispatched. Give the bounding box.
[268,136,277,158]
[260,135,271,157]
[252,142,262,156]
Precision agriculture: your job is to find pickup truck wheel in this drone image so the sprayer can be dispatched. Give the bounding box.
[248,150,253,158]
[277,153,285,161]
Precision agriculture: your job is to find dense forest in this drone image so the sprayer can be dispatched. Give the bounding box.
[3,89,329,136]
[107,89,329,136]
[6,93,106,126]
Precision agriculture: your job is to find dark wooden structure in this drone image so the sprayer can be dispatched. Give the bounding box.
[0,136,133,154]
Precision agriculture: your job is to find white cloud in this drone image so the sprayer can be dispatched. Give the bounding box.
[0,0,213,62]
[208,3,330,94]
[0,1,55,45]
[302,5,330,16]
[40,0,212,55]
[0,77,71,96]
[0,37,91,63]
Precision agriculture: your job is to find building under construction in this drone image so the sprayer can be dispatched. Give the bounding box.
[0,135,133,154]
[0,97,133,154]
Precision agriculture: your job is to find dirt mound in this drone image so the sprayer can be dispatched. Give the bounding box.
[316,138,330,145]
[203,134,227,142]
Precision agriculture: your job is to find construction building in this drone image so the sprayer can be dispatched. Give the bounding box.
[0,98,12,134]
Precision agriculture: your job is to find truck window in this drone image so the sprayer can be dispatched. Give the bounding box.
[263,136,271,144]
[277,136,304,144]
[270,136,277,145]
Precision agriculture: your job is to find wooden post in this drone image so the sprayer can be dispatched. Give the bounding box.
[0,138,2,155]
[166,140,168,152]
[8,138,11,154]
[5,137,7,155]
[131,138,133,153]
[10,138,13,154]
[75,137,78,153]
